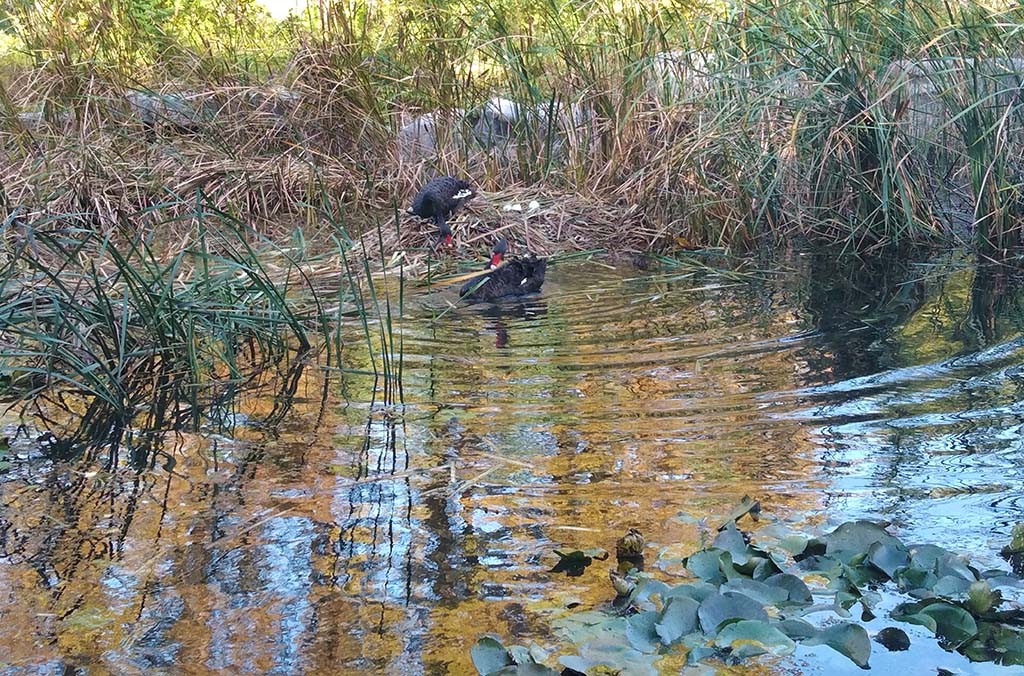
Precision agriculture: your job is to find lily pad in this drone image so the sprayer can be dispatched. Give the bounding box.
[490,666,558,676]
[626,612,661,653]
[776,618,818,640]
[471,636,514,675]
[721,578,789,605]
[655,596,699,645]
[661,581,717,604]
[866,541,910,579]
[919,602,978,645]
[764,573,813,605]
[697,591,768,635]
[936,553,978,583]
[825,521,899,562]
[714,620,795,657]
[803,622,871,668]
[714,524,753,565]
[683,548,732,584]
[717,495,761,530]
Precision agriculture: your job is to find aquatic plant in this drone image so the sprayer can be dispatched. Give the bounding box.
[471,512,1024,673]
[0,196,404,460]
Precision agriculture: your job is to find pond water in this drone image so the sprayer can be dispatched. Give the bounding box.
[2,248,1024,674]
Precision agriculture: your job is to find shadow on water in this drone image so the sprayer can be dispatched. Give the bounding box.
[5,247,1024,673]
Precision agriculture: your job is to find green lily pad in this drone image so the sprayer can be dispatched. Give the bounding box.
[936,554,978,583]
[490,665,559,676]
[721,578,789,605]
[714,619,795,657]
[803,622,871,668]
[714,523,752,565]
[559,636,659,676]
[932,574,972,597]
[655,596,699,645]
[908,544,949,570]
[866,541,910,580]
[661,581,717,604]
[683,548,732,584]
[776,618,818,640]
[764,573,813,605]
[717,495,761,530]
[824,521,900,562]
[697,591,768,635]
[919,602,978,645]
[895,565,937,591]
[626,611,661,653]
[471,636,514,675]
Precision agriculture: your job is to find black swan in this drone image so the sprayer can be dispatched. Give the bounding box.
[460,238,547,301]
[407,176,476,245]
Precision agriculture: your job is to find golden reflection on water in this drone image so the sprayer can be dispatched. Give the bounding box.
[2,253,1024,674]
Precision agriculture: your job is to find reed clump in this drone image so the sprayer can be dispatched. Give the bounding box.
[0,0,1022,257]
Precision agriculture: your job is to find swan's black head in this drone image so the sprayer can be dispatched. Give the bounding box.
[490,237,508,268]
[437,219,453,246]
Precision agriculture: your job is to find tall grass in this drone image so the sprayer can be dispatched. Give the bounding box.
[0,192,403,462]
[1,0,1022,253]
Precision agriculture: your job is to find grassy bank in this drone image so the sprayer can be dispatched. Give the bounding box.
[1,0,1023,257]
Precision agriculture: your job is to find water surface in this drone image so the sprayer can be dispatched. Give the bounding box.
[2,249,1023,674]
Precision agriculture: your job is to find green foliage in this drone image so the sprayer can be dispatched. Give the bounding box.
[475,515,1024,672]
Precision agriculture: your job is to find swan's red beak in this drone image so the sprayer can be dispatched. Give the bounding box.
[444,234,453,246]
[490,252,503,268]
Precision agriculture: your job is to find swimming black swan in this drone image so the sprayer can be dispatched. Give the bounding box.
[460,238,547,301]
[408,176,476,245]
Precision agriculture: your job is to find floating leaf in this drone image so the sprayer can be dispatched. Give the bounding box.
[714,620,795,657]
[932,575,972,597]
[764,573,813,605]
[491,664,558,676]
[626,612,661,653]
[824,521,899,562]
[721,578,788,605]
[936,554,978,583]
[866,541,909,580]
[803,622,871,668]
[698,592,768,635]
[895,565,937,592]
[908,544,949,570]
[471,636,513,675]
[920,602,978,645]
[776,618,818,640]
[750,554,785,580]
[875,627,910,652]
[655,596,699,645]
[683,549,731,584]
[662,582,717,604]
[717,495,761,530]
[714,523,752,565]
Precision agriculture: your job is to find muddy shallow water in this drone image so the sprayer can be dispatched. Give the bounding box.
[2,249,1023,674]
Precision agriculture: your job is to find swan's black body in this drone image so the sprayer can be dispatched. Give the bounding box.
[408,176,476,245]
[460,238,547,301]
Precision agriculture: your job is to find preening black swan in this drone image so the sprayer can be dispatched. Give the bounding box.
[460,238,547,301]
[408,176,476,245]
